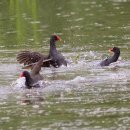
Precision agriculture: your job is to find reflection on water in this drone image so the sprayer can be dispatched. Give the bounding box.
[0,0,130,130]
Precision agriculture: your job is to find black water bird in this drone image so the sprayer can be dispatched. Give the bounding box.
[100,47,120,66]
[20,58,44,89]
[17,35,67,69]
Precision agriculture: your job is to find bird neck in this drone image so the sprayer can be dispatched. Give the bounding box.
[109,51,120,63]
[25,74,33,89]
[49,40,57,56]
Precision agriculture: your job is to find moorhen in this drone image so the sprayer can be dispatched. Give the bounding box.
[20,58,44,89]
[100,47,120,66]
[17,35,67,69]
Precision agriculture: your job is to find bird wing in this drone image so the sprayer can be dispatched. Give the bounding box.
[17,51,47,65]
[31,57,44,76]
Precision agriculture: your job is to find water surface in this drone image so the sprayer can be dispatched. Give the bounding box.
[0,0,130,129]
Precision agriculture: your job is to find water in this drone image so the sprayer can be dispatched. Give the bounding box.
[0,0,130,129]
